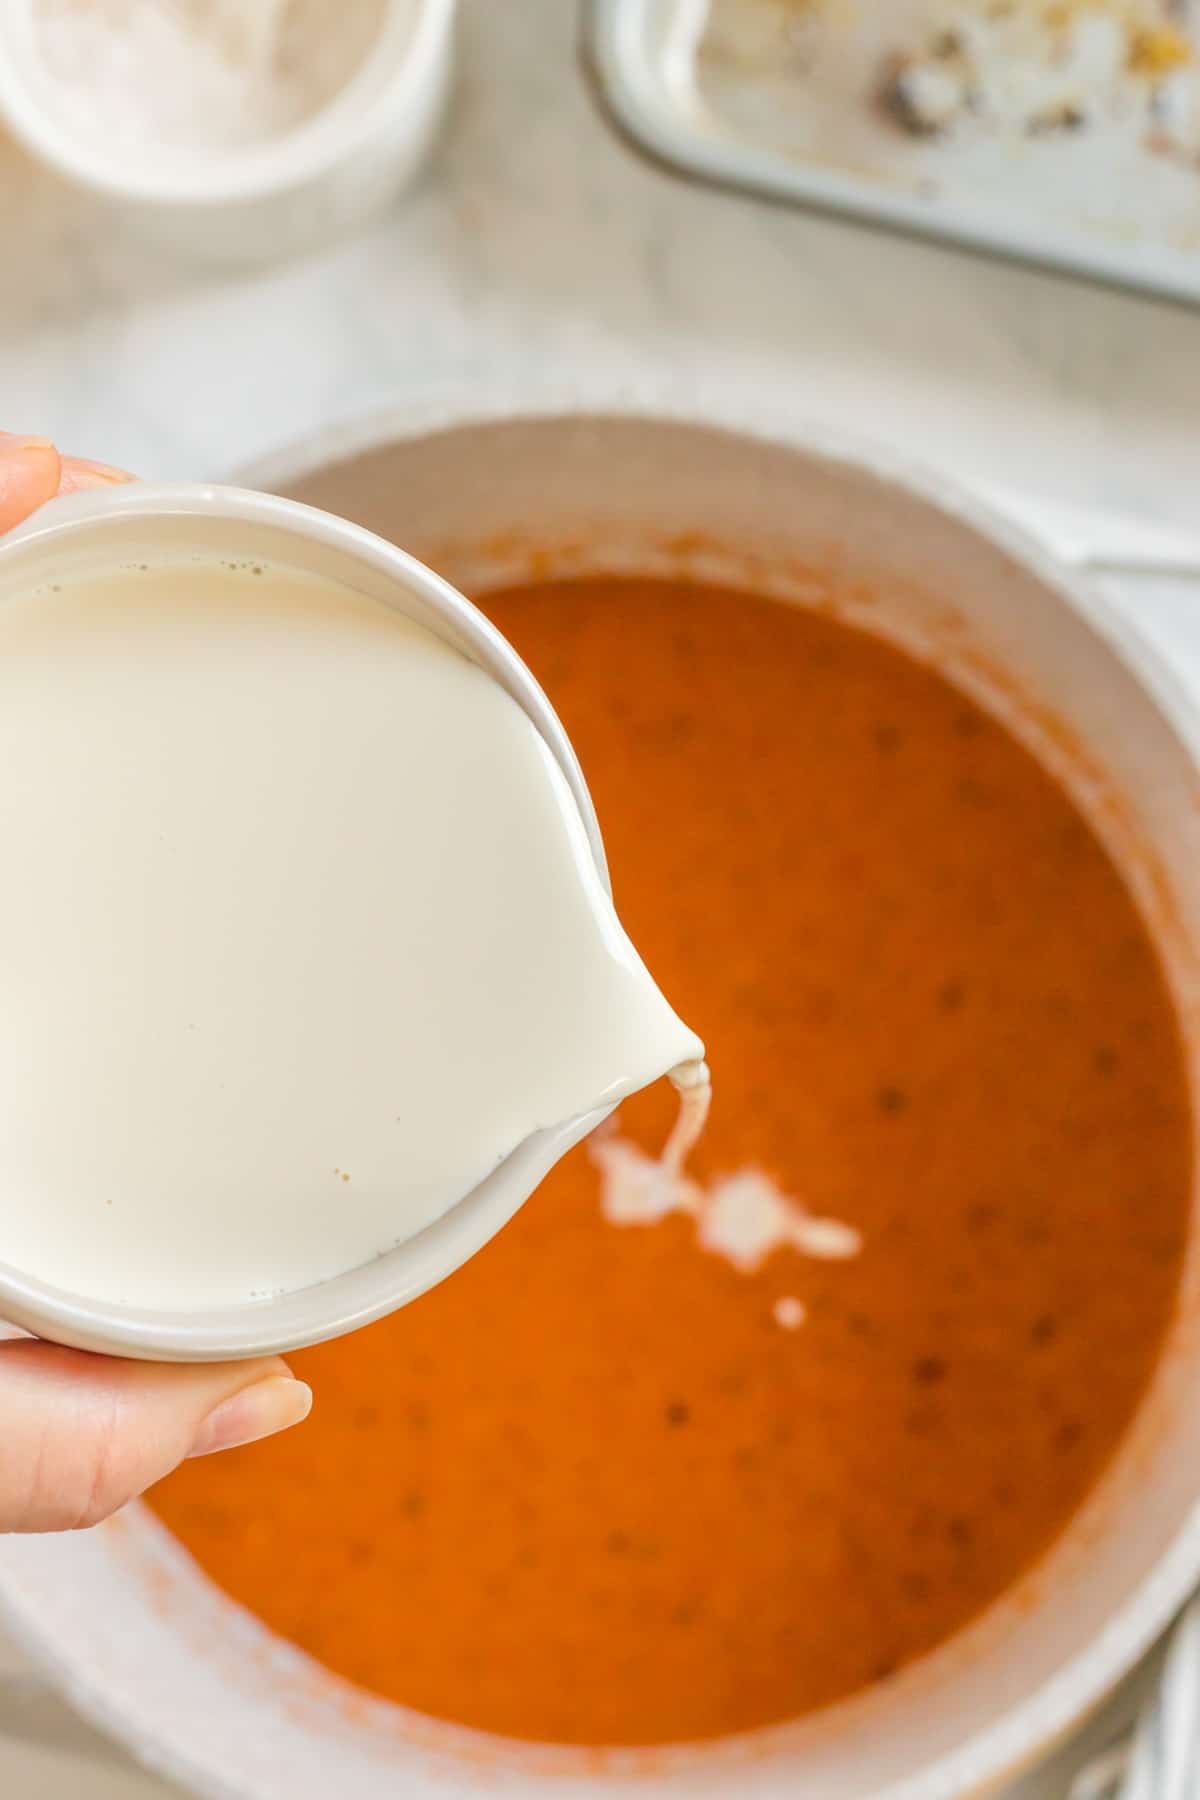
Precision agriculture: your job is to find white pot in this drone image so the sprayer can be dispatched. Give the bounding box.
[1,398,1198,1800]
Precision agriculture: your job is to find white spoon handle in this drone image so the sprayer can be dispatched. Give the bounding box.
[984,488,1200,580]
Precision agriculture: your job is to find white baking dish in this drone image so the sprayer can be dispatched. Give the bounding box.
[585,0,1200,307]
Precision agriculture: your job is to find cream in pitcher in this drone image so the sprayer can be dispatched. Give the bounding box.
[0,548,704,1310]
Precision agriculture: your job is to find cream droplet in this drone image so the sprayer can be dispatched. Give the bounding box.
[591,1096,862,1278]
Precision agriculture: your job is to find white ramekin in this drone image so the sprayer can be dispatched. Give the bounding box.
[0,480,614,1361]
[0,0,456,262]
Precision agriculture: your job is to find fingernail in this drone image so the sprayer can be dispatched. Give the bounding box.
[56,458,133,496]
[61,457,131,485]
[189,1376,312,1459]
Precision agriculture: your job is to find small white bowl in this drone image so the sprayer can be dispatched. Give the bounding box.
[0,0,456,262]
[0,481,614,1361]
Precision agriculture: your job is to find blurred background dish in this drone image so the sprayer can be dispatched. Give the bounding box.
[586,0,1200,303]
[0,0,456,261]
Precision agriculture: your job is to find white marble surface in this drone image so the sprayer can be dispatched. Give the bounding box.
[1,0,1199,520]
[2,0,1200,1794]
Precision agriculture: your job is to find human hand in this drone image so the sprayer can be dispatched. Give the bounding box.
[0,429,135,526]
[0,431,312,1533]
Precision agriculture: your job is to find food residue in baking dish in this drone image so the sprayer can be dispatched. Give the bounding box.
[685,0,1200,271]
[699,0,1200,155]
[879,0,1199,155]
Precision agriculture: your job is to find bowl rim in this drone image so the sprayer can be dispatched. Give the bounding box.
[240,377,1200,803]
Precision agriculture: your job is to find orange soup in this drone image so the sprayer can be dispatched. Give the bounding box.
[152,577,1192,1746]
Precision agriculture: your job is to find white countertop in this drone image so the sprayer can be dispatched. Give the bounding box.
[3,0,1200,521]
[2,1,1200,1793]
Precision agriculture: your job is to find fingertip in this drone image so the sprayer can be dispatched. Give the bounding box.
[0,438,63,532]
[0,1345,311,1530]
[188,1374,313,1459]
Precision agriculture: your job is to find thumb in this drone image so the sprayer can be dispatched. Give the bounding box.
[0,1341,312,1533]
[0,435,63,533]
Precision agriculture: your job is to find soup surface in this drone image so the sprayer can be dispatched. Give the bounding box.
[152,577,1192,1747]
